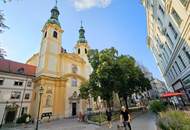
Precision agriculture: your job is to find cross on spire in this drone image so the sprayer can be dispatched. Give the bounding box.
[55,0,58,6]
[81,21,83,28]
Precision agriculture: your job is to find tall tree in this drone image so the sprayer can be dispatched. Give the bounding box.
[87,47,119,109]
[0,10,9,33]
[116,55,151,108]
[81,47,151,110]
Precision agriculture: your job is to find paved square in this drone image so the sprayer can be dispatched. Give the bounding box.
[2,112,156,130]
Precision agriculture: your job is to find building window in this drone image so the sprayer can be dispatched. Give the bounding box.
[71,78,77,87]
[172,65,178,76]
[170,69,175,79]
[166,33,174,48]
[169,22,178,39]
[85,48,88,54]
[157,17,163,27]
[159,5,165,15]
[183,47,190,63]
[165,42,172,54]
[162,53,168,63]
[171,8,182,26]
[0,79,4,85]
[24,93,30,100]
[17,68,24,74]
[27,81,32,87]
[10,91,21,99]
[78,48,80,54]
[14,81,23,86]
[178,55,186,68]
[179,0,189,7]
[163,47,169,59]
[168,72,172,80]
[175,61,182,72]
[72,64,78,73]
[53,31,57,38]
[44,31,47,38]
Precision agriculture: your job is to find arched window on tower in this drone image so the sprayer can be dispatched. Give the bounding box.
[44,31,47,38]
[78,48,80,54]
[71,78,77,87]
[53,31,58,38]
[85,48,87,54]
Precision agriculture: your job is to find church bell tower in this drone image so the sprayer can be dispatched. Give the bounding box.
[37,5,63,77]
[75,23,90,62]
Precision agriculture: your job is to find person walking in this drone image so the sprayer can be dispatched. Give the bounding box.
[106,109,112,128]
[120,106,132,130]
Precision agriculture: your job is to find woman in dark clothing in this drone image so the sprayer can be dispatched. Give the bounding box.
[106,109,112,128]
[120,106,132,130]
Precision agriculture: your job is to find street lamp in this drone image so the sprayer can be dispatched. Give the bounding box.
[0,101,8,128]
[35,86,44,130]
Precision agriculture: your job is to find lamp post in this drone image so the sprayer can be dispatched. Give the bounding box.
[0,101,8,128]
[35,86,44,130]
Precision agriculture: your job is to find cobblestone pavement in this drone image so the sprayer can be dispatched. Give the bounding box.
[2,112,156,130]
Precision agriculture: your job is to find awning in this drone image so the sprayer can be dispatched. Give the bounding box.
[160,92,184,98]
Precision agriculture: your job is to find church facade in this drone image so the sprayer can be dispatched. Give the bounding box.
[26,6,92,119]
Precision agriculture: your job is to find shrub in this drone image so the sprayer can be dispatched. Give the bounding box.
[16,114,31,124]
[157,110,190,130]
[149,100,166,114]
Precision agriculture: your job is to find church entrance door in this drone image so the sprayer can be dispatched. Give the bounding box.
[72,103,77,116]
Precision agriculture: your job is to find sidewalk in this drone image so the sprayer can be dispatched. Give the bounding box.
[96,112,157,130]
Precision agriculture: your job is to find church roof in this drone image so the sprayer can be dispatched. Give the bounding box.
[0,59,36,76]
[62,53,86,64]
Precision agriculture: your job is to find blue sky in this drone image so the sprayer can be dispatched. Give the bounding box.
[0,0,162,80]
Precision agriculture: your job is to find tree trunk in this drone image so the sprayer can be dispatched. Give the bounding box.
[123,96,129,109]
[119,97,122,107]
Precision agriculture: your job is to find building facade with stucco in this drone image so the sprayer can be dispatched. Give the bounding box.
[27,6,92,119]
[0,59,36,124]
[142,0,190,105]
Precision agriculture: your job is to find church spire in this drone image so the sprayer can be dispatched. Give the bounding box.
[50,6,59,20]
[78,21,87,43]
[45,1,61,28]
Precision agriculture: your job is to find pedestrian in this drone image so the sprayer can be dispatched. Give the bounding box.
[120,106,132,130]
[78,112,82,121]
[106,108,112,128]
[24,115,30,128]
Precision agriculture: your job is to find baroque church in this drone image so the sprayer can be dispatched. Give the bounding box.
[26,5,92,119]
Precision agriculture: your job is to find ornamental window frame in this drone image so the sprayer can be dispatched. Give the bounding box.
[171,8,182,26]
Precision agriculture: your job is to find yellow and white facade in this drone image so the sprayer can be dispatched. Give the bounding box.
[26,6,92,119]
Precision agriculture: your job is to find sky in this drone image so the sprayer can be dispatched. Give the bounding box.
[0,0,163,80]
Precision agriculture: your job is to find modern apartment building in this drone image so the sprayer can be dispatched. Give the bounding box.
[0,59,36,124]
[142,0,190,104]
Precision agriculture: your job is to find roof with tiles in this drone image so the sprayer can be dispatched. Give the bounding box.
[0,59,36,76]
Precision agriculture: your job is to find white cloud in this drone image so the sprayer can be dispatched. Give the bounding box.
[72,0,112,11]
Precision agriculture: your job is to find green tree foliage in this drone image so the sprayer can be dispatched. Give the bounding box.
[116,55,151,108]
[79,81,90,100]
[80,47,151,109]
[149,100,167,114]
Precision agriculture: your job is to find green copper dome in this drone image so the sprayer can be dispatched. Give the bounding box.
[78,25,87,43]
[45,6,61,27]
